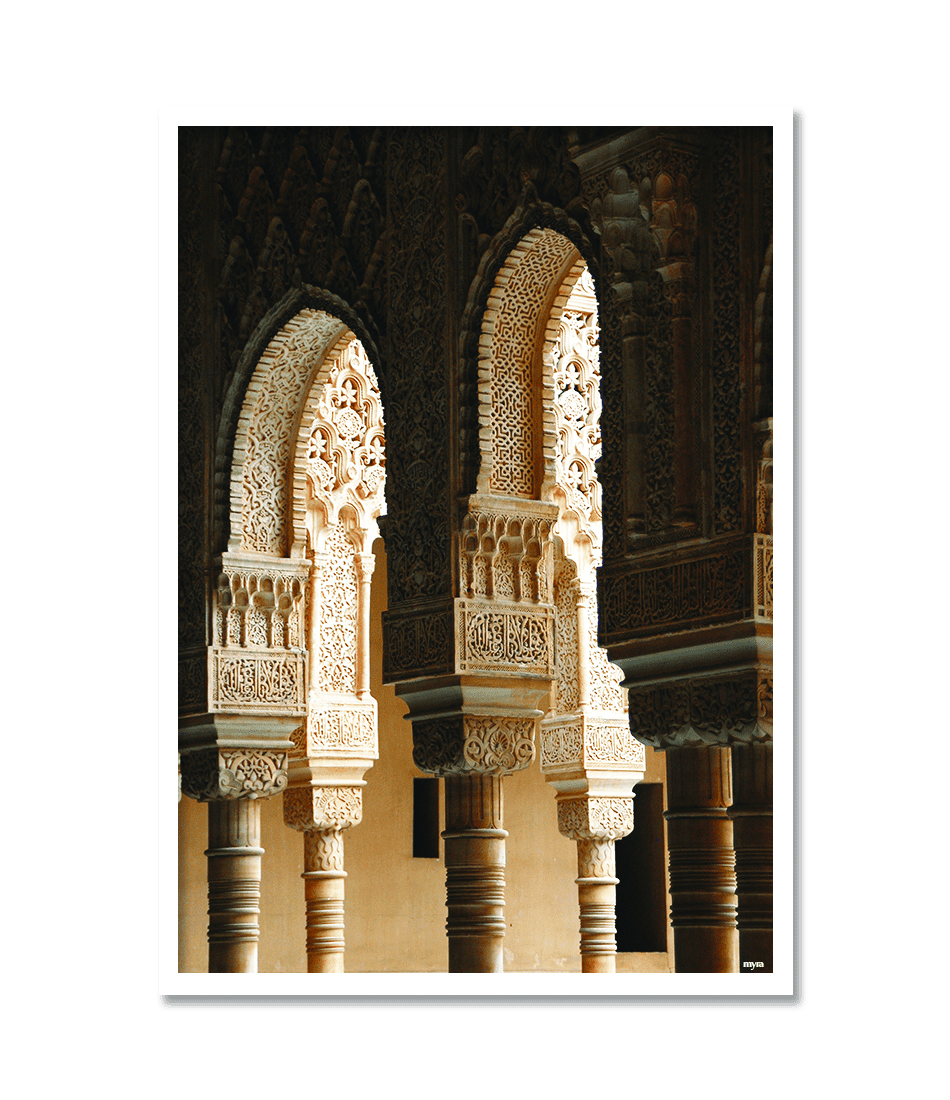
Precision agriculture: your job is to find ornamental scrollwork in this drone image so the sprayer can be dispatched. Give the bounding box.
[180,748,289,802]
[283,785,363,831]
[628,671,772,749]
[413,716,536,777]
[556,796,633,841]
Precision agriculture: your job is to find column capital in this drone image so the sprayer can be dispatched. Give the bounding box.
[629,668,773,750]
[412,714,536,777]
[283,785,364,832]
[556,794,634,842]
[180,747,289,802]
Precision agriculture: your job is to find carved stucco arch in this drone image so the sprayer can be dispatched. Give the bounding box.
[473,226,588,501]
[214,285,383,557]
[458,198,600,498]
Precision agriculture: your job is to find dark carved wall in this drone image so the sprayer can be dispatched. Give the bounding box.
[179,125,772,700]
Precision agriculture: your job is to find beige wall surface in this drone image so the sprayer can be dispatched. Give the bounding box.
[178,542,670,974]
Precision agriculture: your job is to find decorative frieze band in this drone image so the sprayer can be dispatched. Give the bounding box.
[599,542,750,643]
[628,670,773,749]
[209,647,307,715]
[292,699,378,757]
[180,747,289,802]
[413,715,536,777]
[456,599,555,677]
[382,604,453,681]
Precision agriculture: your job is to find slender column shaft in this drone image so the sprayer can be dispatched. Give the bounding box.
[354,554,375,700]
[664,745,738,973]
[442,775,507,973]
[576,838,618,973]
[302,828,346,973]
[206,799,263,973]
[574,582,593,711]
[729,741,773,972]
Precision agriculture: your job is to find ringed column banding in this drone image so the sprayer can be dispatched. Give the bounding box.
[729,740,773,972]
[663,744,738,973]
[206,798,264,973]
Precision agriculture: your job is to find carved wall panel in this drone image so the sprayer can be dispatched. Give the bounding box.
[540,718,645,771]
[318,523,358,694]
[383,128,451,610]
[381,606,453,681]
[179,129,212,651]
[599,541,752,643]
[710,134,745,535]
[455,600,555,677]
[294,702,377,756]
[206,557,310,716]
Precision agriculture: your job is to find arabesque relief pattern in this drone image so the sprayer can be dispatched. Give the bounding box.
[538,270,646,971]
[283,332,385,972]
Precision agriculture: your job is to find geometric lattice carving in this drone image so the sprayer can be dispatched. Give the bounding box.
[482,229,580,498]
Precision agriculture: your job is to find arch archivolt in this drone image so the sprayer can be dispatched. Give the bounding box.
[229,308,350,559]
[476,227,586,501]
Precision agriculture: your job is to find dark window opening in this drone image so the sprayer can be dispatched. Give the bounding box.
[412,777,440,858]
[615,782,668,952]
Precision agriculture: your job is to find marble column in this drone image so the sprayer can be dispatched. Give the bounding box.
[729,741,773,972]
[442,774,507,973]
[664,745,738,973]
[206,798,264,973]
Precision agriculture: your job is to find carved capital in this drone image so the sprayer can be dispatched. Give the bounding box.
[180,747,289,802]
[412,715,536,777]
[283,785,363,831]
[629,670,773,749]
[556,795,633,841]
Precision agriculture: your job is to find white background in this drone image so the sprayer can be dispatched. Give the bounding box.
[4,6,943,1098]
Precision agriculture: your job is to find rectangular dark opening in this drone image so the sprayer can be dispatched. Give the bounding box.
[615,782,668,952]
[412,777,440,858]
